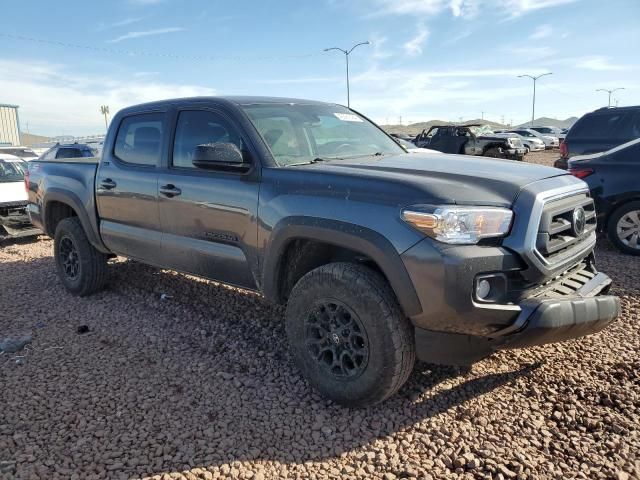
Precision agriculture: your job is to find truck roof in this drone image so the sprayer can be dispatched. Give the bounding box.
[118,96,339,114]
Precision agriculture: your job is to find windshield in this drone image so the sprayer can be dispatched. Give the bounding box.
[0,160,26,182]
[468,125,494,136]
[242,103,404,166]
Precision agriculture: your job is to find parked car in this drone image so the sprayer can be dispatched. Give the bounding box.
[40,143,99,161]
[27,96,619,407]
[414,124,526,160]
[509,128,559,149]
[531,126,566,143]
[567,138,640,255]
[0,146,39,162]
[556,105,640,169]
[493,131,545,153]
[395,137,439,153]
[0,154,40,239]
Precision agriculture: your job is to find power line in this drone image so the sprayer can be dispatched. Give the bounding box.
[0,32,322,63]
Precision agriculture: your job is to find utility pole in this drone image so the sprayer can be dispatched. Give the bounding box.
[518,72,552,127]
[596,88,625,107]
[100,105,110,130]
[481,111,485,120]
[324,42,370,108]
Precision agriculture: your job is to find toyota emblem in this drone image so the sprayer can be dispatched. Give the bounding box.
[572,207,586,236]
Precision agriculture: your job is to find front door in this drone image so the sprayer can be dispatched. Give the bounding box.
[96,111,167,264]
[157,108,260,289]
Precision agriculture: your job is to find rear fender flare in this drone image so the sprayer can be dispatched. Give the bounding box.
[43,189,109,253]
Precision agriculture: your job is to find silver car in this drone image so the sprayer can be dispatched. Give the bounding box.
[509,129,559,149]
[494,131,546,153]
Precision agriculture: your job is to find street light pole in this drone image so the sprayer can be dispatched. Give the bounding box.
[324,41,370,108]
[596,88,625,107]
[518,72,552,127]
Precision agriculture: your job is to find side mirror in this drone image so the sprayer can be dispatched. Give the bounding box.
[192,142,246,169]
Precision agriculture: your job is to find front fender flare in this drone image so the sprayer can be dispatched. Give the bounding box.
[261,217,422,317]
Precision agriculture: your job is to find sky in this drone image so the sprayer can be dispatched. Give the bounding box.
[1,0,639,136]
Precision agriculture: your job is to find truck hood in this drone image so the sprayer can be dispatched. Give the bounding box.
[305,153,570,206]
[0,181,27,204]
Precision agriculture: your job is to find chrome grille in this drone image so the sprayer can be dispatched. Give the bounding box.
[535,193,596,263]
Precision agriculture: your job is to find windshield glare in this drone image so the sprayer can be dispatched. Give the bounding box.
[0,160,26,182]
[242,104,404,166]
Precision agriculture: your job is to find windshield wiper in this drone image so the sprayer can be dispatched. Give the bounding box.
[286,157,328,167]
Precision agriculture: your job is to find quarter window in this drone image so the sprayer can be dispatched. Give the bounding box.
[172,110,243,169]
[114,113,165,166]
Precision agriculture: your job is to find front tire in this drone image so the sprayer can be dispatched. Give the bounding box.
[286,262,415,407]
[54,217,109,296]
[607,201,640,256]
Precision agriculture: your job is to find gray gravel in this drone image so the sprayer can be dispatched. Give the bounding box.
[0,151,638,480]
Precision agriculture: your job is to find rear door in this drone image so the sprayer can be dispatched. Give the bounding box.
[96,111,167,263]
[157,107,260,289]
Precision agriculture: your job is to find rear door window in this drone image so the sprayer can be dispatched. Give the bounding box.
[56,148,83,159]
[570,113,624,139]
[615,111,640,140]
[114,113,165,166]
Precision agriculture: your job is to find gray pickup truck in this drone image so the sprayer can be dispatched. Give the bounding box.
[27,97,619,406]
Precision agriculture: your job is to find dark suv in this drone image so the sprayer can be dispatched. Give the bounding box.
[555,105,640,169]
[40,143,98,161]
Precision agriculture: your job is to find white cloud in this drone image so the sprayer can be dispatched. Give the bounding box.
[369,0,577,18]
[403,24,429,56]
[0,59,216,136]
[576,56,628,71]
[96,17,145,31]
[529,24,553,39]
[108,27,184,43]
[130,0,165,5]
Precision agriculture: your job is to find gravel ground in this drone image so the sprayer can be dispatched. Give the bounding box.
[1,150,638,480]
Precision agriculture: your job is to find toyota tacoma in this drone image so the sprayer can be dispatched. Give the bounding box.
[27,97,619,406]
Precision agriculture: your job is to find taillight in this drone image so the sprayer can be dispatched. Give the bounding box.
[568,167,594,179]
[560,142,568,158]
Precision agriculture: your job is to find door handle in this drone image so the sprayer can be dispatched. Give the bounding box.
[99,178,117,190]
[159,184,182,198]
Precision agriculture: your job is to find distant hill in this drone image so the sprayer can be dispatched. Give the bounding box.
[382,118,508,136]
[382,116,579,136]
[515,117,578,129]
[21,132,50,146]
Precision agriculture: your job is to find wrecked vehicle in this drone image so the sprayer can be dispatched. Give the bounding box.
[0,154,40,239]
[414,124,526,160]
[27,97,619,406]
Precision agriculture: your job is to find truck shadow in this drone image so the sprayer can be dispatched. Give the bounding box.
[1,255,543,479]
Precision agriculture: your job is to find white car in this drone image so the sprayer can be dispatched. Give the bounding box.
[493,131,545,153]
[509,129,559,149]
[0,146,39,161]
[531,126,566,143]
[395,137,440,154]
[0,154,40,238]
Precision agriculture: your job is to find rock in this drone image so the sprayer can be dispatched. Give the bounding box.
[0,335,32,353]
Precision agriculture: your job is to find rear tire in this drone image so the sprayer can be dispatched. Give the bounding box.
[286,262,415,407]
[607,201,640,256]
[54,217,109,296]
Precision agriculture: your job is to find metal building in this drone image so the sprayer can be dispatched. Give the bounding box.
[0,104,21,146]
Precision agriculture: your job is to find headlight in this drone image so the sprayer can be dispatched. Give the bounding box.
[401,206,514,244]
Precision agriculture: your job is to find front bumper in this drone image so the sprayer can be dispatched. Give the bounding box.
[505,148,526,159]
[0,202,41,238]
[402,238,619,365]
[490,288,618,349]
